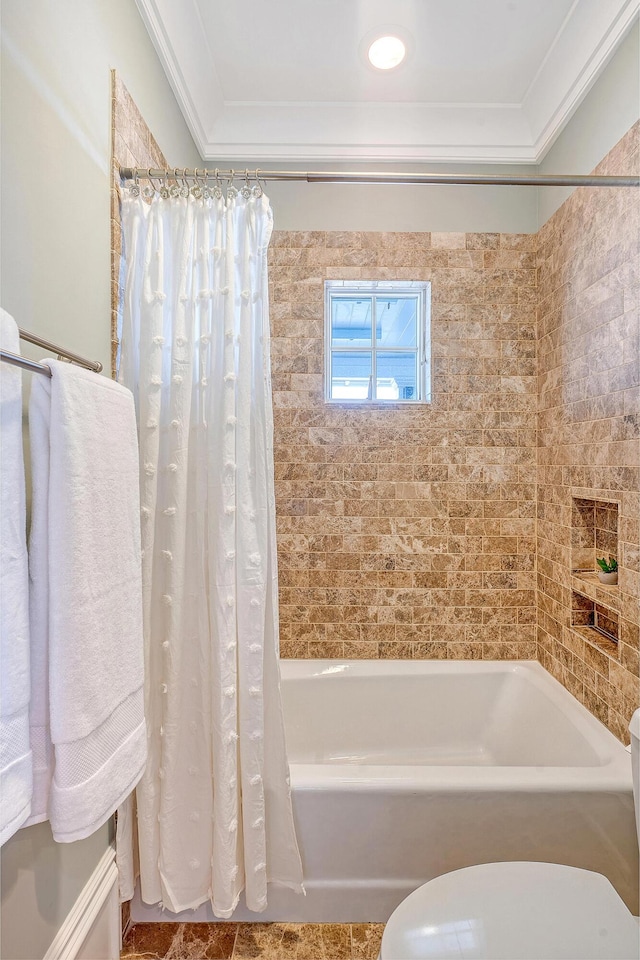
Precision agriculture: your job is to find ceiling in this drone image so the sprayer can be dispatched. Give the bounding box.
[135,0,639,163]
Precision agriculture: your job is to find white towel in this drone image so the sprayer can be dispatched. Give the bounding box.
[28,359,146,842]
[0,310,33,845]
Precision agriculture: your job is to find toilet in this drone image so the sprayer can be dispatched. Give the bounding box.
[380,709,640,960]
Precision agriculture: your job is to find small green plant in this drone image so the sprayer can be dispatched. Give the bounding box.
[596,556,618,573]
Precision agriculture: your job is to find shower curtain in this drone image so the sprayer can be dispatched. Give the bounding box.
[116,180,303,917]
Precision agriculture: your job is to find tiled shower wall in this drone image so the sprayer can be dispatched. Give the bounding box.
[536,122,640,742]
[110,79,638,741]
[268,126,639,741]
[268,232,539,660]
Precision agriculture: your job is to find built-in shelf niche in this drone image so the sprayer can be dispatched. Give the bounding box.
[571,591,619,656]
[570,495,620,656]
[571,496,619,573]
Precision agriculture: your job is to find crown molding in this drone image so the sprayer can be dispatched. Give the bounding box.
[525,0,640,161]
[134,0,223,151]
[199,144,539,163]
[200,101,535,163]
[135,0,639,165]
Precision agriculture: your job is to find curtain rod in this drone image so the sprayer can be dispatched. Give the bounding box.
[0,328,103,377]
[120,166,640,188]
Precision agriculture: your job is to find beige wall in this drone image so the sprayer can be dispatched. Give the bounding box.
[537,122,640,743]
[269,231,538,661]
[0,1,197,957]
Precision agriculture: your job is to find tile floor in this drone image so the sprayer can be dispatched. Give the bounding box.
[121,922,385,959]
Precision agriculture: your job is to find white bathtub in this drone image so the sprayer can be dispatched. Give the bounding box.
[132,659,638,923]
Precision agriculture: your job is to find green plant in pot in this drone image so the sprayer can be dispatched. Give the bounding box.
[596,556,618,585]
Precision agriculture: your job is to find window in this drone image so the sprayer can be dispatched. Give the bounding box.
[324,280,430,403]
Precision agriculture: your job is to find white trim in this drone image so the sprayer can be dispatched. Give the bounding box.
[520,0,581,106]
[133,0,638,165]
[222,100,525,110]
[43,847,119,960]
[323,281,431,405]
[133,0,223,151]
[199,144,539,163]
[530,0,640,161]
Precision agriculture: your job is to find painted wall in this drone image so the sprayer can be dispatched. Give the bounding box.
[537,25,640,227]
[257,163,540,234]
[1,0,200,372]
[0,821,113,960]
[0,1,197,957]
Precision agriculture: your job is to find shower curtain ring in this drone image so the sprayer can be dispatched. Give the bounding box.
[142,168,155,200]
[169,168,181,199]
[191,167,204,200]
[213,168,223,200]
[242,168,252,198]
[150,170,164,198]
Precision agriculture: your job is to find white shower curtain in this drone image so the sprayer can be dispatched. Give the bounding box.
[117,182,303,917]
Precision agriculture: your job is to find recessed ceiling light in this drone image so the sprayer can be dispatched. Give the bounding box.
[367,35,406,70]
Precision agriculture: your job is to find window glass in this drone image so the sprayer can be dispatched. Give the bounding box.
[325,281,430,404]
[331,297,372,347]
[375,297,417,348]
[330,351,372,400]
[376,351,418,400]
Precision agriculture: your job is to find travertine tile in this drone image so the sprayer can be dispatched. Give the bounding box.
[270,229,537,664]
[537,121,640,741]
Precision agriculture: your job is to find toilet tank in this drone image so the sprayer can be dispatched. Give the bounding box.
[630,709,640,844]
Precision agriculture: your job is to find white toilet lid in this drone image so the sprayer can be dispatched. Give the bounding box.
[380,862,640,960]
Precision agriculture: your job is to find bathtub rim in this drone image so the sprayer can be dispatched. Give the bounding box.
[280,659,633,792]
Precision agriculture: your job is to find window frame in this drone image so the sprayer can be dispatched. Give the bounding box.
[324,280,431,405]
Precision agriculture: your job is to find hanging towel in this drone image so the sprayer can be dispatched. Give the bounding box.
[28,359,146,842]
[0,310,33,845]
